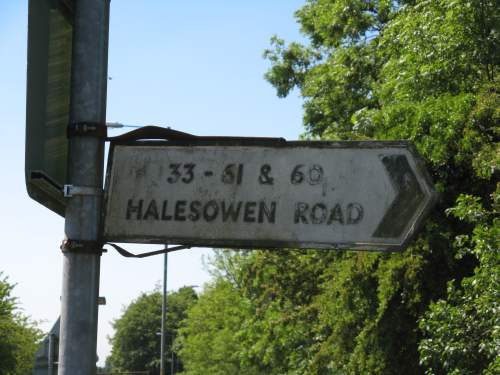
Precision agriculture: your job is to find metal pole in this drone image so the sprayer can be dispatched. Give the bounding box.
[170,349,174,375]
[47,333,54,375]
[59,1,110,374]
[160,249,168,375]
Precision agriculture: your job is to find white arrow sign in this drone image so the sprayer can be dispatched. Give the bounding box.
[103,140,437,251]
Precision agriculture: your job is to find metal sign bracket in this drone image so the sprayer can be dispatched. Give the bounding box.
[67,121,107,138]
[103,243,191,258]
[106,125,197,143]
[63,184,103,198]
[60,239,104,254]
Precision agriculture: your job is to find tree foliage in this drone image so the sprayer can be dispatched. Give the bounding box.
[178,279,260,375]
[419,188,500,374]
[0,272,42,375]
[261,0,498,372]
[178,0,498,374]
[107,286,197,374]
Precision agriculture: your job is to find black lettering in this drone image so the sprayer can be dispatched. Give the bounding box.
[161,200,172,221]
[167,163,181,183]
[175,200,187,221]
[308,165,324,185]
[327,203,344,225]
[188,201,201,221]
[222,164,237,184]
[143,200,159,220]
[126,199,143,220]
[244,202,257,222]
[311,203,327,224]
[347,203,364,224]
[203,200,219,222]
[259,164,274,185]
[237,164,244,184]
[182,164,195,183]
[294,202,309,224]
[221,201,242,222]
[258,201,276,223]
[291,165,304,184]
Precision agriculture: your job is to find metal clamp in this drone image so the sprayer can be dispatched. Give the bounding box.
[67,121,107,138]
[63,185,103,198]
[61,239,105,254]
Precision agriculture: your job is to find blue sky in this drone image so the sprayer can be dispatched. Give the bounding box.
[0,0,306,365]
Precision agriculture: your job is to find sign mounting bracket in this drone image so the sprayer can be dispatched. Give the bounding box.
[63,185,103,198]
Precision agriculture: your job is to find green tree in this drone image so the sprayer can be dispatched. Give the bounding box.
[107,286,197,374]
[0,272,42,375]
[180,1,498,373]
[233,249,338,375]
[177,278,260,375]
[260,0,498,373]
[419,187,499,375]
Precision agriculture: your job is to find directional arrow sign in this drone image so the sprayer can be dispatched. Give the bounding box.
[103,140,437,251]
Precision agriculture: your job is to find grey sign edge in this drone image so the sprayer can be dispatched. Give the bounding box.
[101,139,439,252]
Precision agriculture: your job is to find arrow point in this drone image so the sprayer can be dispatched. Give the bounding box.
[373,154,425,238]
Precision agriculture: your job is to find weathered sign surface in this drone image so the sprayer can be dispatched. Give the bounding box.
[103,141,437,251]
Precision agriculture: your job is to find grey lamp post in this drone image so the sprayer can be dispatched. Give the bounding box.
[160,248,168,375]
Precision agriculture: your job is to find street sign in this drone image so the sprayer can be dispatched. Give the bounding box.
[103,140,437,251]
[25,0,74,216]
